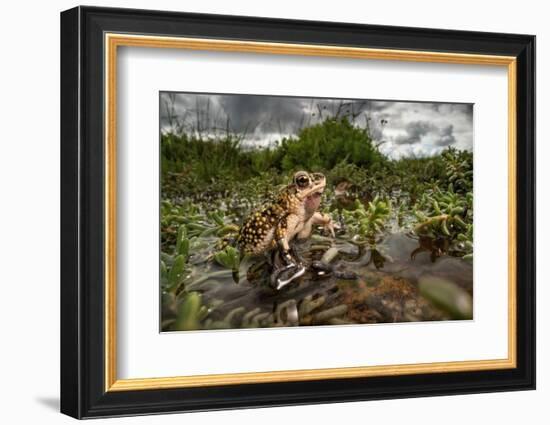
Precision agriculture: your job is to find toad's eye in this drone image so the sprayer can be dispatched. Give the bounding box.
[296,175,310,188]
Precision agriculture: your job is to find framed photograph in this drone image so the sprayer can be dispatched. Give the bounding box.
[60,6,536,419]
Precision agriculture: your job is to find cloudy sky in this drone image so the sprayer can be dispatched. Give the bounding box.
[160,92,473,159]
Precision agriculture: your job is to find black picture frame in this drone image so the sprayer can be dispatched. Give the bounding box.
[61,5,536,419]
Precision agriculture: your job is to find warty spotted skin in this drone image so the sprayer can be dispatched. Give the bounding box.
[237,171,335,257]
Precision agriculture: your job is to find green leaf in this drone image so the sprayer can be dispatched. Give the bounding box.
[168,255,186,288]
[419,276,473,320]
[172,292,202,331]
[175,225,187,253]
[177,237,190,258]
[214,246,240,270]
[440,219,451,236]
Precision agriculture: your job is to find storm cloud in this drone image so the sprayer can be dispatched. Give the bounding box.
[435,125,457,147]
[394,121,437,145]
[160,92,473,159]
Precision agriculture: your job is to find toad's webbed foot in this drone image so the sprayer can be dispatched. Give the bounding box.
[270,249,305,290]
[271,264,306,290]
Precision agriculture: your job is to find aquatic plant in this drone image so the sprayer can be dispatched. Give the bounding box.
[441,147,473,193]
[214,245,240,271]
[342,196,391,244]
[412,186,473,259]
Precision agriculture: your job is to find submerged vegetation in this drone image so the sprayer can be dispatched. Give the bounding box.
[160,117,474,331]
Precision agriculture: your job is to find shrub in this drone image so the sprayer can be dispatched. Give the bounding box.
[280,118,385,172]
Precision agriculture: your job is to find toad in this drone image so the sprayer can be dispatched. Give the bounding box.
[238,171,337,289]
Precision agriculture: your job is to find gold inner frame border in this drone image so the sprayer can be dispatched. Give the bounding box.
[104,33,517,392]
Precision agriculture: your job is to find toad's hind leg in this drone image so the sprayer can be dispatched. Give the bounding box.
[271,215,305,290]
[274,214,298,263]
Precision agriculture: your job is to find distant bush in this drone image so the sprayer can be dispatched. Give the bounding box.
[279,118,385,172]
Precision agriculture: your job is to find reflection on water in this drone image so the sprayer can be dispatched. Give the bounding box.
[162,231,473,331]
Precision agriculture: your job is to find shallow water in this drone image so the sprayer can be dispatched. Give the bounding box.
[163,231,473,330]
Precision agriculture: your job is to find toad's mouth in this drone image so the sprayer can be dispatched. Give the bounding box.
[305,189,323,211]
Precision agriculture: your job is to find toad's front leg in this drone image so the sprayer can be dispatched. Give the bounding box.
[298,212,338,239]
